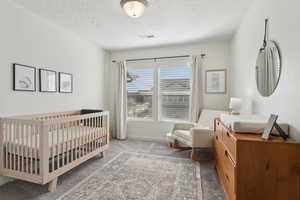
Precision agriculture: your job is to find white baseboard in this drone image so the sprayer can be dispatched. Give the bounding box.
[127,135,167,143]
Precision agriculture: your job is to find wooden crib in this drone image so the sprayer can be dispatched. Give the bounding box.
[0,110,109,192]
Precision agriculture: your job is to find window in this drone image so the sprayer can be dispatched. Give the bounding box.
[127,58,192,122]
[159,66,192,121]
[127,68,154,119]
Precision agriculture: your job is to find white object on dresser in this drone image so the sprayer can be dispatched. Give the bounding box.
[229,97,242,115]
[220,113,289,134]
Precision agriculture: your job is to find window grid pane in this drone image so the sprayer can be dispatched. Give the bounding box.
[159,66,192,121]
[127,68,154,119]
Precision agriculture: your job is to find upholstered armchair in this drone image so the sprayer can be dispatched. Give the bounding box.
[167,109,227,161]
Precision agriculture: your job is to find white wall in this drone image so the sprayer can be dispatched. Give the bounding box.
[0,0,108,184]
[230,0,300,140]
[109,40,231,141]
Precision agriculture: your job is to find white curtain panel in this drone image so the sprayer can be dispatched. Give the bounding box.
[113,61,128,140]
[190,55,203,123]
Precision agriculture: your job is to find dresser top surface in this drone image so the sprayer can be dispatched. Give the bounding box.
[216,118,299,144]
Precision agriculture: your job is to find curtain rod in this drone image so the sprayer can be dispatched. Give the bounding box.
[111,54,206,63]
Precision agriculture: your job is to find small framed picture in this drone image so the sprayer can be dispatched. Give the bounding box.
[13,63,36,92]
[205,69,227,94]
[39,69,57,92]
[59,72,73,93]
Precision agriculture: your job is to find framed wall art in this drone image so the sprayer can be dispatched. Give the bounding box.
[13,63,36,92]
[39,69,57,92]
[205,69,227,94]
[59,72,73,93]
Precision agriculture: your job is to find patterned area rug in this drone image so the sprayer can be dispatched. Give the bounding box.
[58,152,202,200]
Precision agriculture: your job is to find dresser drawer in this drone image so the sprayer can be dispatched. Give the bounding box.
[215,137,236,200]
[223,149,236,195]
[215,120,223,142]
[222,129,237,161]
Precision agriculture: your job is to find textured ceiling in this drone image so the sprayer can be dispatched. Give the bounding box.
[12,0,253,50]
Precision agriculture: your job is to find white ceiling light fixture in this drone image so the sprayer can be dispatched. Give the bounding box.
[120,0,148,18]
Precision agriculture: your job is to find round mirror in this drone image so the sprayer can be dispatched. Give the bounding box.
[256,40,281,97]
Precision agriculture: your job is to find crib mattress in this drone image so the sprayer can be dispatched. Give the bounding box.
[220,114,289,134]
[4,126,106,158]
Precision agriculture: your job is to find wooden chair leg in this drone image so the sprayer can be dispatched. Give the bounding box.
[173,141,191,150]
[48,177,58,192]
[190,148,197,160]
[190,148,209,161]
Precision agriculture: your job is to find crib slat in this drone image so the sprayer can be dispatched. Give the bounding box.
[56,123,59,170]
[20,123,24,172]
[95,117,98,150]
[34,124,38,175]
[106,115,109,144]
[30,125,33,174]
[17,123,23,171]
[7,122,10,170]
[99,117,102,148]
[75,120,79,160]
[13,121,16,171]
[85,119,88,155]
[5,123,8,169]
[93,118,95,151]
[0,120,4,171]
[71,121,74,162]
[91,117,94,152]
[99,116,102,148]
[25,125,29,173]
[85,119,88,154]
[8,123,13,169]
[80,121,83,157]
[94,117,96,151]
[101,117,103,147]
[61,123,65,168]
[95,117,100,149]
[52,124,55,172]
[67,122,70,164]
[89,118,91,153]
[89,118,92,153]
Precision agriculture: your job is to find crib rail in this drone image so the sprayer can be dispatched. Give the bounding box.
[11,110,81,120]
[0,111,109,185]
[45,112,109,177]
[0,118,43,183]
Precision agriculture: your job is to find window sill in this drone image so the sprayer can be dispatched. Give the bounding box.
[126,118,191,124]
[127,118,154,122]
[158,119,191,124]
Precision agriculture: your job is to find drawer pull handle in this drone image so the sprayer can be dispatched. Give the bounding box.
[225,150,229,157]
[216,136,218,140]
[225,174,230,182]
[217,122,220,126]
[226,132,230,137]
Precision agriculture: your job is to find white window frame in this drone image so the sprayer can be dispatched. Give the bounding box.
[127,64,155,121]
[126,60,192,123]
[157,66,192,122]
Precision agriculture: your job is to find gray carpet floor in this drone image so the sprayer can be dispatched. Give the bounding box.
[0,140,225,200]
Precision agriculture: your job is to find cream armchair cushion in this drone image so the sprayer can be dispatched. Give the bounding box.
[173,125,213,148]
[169,109,228,149]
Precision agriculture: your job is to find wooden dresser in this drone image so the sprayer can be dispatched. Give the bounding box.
[214,118,300,200]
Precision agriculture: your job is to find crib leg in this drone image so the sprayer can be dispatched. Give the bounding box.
[48,177,58,192]
[100,151,105,158]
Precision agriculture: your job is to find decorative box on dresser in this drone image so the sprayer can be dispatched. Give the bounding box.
[214,118,300,200]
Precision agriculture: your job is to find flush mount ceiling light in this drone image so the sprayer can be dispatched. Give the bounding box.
[120,0,148,18]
